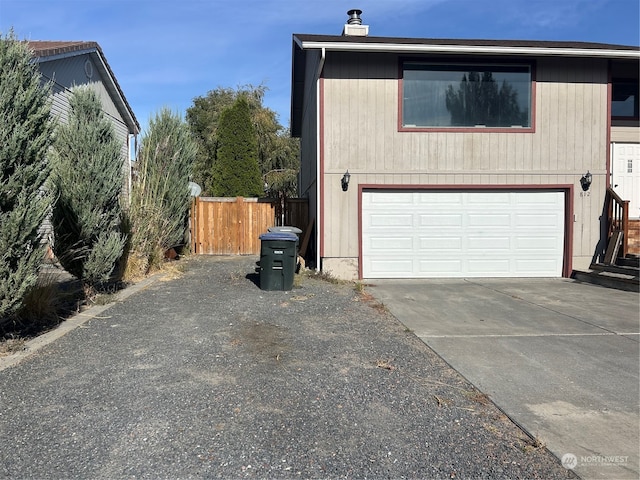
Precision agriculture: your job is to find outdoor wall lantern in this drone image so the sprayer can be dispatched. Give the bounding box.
[341,170,351,191]
[580,171,592,191]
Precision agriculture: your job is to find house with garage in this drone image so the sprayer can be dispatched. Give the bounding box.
[291,10,640,281]
[28,41,140,199]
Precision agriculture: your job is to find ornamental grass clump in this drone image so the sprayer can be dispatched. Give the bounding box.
[125,108,197,278]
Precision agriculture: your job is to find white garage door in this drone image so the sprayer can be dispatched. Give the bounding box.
[362,190,565,278]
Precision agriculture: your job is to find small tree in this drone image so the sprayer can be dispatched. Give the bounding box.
[212,98,262,197]
[187,84,300,196]
[0,31,54,320]
[49,86,126,293]
[128,108,198,275]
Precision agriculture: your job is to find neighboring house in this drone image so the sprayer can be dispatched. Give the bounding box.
[291,11,640,280]
[28,41,140,199]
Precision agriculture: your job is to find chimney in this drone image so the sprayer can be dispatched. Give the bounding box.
[342,9,369,36]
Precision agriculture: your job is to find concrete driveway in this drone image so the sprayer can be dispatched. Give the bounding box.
[367,278,639,480]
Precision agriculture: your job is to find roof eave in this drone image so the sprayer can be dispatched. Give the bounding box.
[295,39,640,59]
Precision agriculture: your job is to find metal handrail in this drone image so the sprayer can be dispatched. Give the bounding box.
[607,187,629,258]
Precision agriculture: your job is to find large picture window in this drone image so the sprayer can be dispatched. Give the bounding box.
[402,62,532,129]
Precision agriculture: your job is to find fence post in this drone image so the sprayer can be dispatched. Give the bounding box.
[191,197,198,254]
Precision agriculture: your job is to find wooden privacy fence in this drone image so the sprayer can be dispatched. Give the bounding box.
[190,197,309,255]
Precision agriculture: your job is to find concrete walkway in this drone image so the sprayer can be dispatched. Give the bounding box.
[368,278,639,480]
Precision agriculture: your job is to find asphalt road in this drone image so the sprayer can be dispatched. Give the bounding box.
[0,256,576,479]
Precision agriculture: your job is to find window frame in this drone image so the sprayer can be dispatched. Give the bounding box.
[398,58,537,133]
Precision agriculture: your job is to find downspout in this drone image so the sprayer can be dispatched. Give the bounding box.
[315,47,325,271]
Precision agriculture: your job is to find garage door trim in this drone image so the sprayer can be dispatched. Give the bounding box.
[358,184,574,279]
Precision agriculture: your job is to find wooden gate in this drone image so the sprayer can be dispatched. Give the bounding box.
[191,197,276,255]
[191,196,310,256]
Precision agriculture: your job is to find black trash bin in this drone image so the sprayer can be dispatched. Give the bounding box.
[259,232,298,291]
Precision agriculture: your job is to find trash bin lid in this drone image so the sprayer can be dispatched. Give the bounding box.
[259,232,298,241]
[268,226,302,234]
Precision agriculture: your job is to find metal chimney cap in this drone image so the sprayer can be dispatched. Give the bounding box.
[347,9,363,25]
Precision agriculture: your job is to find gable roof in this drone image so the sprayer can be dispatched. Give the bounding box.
[28,40,140,134]
[291,34,640,135]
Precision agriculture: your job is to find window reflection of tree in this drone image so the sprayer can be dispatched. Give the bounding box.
[445,71,527,127]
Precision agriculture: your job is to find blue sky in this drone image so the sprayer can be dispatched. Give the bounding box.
[1,0,638,132]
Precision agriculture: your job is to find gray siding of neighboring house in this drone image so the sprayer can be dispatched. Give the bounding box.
[37,53,134,248]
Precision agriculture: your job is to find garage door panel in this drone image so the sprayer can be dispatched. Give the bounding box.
[368,236,413,252]
[419,237,462,250]
[368,259,414,275]
[418,259,464,274]
[362,190,565,278]
[368,213,413,227]
[516,259,562,274]
[365,192,413,207]
[417,192,463,205]
[467,236,511,250]
[419,214,463,227]
[515,213,563,228]
[468,214,511,227]
[467,192,511,205]
[516,236,561,250]
[468,259,511,274]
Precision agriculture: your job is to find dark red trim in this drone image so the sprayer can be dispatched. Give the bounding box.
[319,78,325,259]
[606,62,612,188]
[397,58,537,134]
[399,126,535,133]
[357,184,574,279]
[357,186,364,279]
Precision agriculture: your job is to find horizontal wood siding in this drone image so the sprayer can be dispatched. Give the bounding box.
[320,52,610,270]
[191,197,276,255]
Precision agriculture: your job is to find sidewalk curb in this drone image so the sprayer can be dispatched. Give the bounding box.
[0,273,165,372]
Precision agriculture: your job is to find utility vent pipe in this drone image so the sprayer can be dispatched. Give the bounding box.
[347,9,362,25]
[342,9,369,36]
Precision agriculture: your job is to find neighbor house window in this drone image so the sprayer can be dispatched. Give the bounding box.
[611,78,639,119]
[402,62,532,129]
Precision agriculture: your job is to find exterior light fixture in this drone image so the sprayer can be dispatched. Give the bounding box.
[341,170,351,191]
[580,171,592,191]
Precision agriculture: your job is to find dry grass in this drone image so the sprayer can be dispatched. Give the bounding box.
[521,436,546,454]
[18,270,62,323]
[158,259,188,281]
[464,390,491,405]
[0,337,26,357]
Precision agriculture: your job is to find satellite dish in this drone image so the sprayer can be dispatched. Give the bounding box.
[188,181,202,197]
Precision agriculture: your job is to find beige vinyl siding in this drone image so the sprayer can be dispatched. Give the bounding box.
[320,52,609,269]
[611,126,640,142]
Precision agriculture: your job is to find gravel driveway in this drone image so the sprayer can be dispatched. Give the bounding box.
[0,256,576,479]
